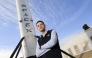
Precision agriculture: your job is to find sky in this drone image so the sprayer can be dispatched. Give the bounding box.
[0,0,92,58]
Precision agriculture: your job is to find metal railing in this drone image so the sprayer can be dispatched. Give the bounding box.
[10,36,75,58]
[10,37,25,58]
[60,49,75,58]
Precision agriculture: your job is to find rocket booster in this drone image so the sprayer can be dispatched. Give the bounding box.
[16,0,37,57]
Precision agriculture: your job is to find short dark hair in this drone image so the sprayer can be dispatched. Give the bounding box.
[36,20,45,25]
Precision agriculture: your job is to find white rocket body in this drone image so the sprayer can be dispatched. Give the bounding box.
[16,0,37,57]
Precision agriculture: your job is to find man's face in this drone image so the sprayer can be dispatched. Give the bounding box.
[36,22,46,32]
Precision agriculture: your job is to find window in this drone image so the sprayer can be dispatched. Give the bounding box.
[81,40,90,51]
[73,45,80,54]
[68,48,73,55]
[90,36,92,41]
[64,54,68,58]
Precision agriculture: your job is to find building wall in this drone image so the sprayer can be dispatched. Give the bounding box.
[75,50,92,58]
[61,27,92,58]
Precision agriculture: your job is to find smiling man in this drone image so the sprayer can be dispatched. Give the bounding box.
[35,20,62,58]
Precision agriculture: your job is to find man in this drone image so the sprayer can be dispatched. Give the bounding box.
[36,20,62,58]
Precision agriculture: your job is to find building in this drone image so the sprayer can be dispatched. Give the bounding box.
[61,25,92,58]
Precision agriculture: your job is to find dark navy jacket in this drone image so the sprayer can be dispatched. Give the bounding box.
[36,29,62,58]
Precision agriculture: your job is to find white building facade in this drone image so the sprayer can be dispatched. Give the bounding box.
[61,27,92,58]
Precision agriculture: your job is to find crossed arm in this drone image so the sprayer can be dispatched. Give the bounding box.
[41,30,58,49]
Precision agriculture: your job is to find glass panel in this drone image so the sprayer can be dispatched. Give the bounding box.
[64,54,68,58]
[74,45,80,54]
[90,36,92,41]
[81,40,90,51]
[68,48,73,55]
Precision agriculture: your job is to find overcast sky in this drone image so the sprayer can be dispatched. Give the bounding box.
[0,0,92,58]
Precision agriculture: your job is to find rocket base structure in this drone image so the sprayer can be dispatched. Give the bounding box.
[16,0,37,58]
